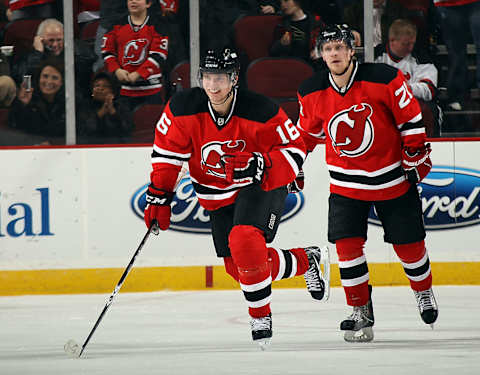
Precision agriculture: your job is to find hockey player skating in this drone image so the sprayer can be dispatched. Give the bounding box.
[143,47,330,349]
[297,24,438,342]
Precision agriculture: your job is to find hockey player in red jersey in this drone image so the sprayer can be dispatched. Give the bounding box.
[143,47,330,348]
[297,24,438,342]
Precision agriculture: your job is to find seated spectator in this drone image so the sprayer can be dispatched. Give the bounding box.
[343,0,435,55]
[76,71,133,144]
[0,75,16,108]
[8,60,65,141]
[6,0,59,22]
[101,0,169,112]
[375,19,442,136]
[10,18,63,85]
[11,18,96,98]
[269,0,324,66]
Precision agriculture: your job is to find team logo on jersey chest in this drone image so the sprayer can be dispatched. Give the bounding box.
[123,39,149,66]
[201,140,246,178]
[328,103,374,157]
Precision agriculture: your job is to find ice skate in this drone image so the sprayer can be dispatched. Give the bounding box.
[250,314,272,350]
[340,285,374,342]
[414,288,438,328]
[304,246,330,301]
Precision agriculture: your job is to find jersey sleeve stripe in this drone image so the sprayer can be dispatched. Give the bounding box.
[397,113,423,130]
[153,144,191,159]
[151,156,184,166]
[401,128,426,137]
[147,56,161,68]
[297,123,325,139]
[279,148,306,176]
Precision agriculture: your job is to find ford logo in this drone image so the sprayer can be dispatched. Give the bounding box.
[368,166,480,230]
[131,174,304,233]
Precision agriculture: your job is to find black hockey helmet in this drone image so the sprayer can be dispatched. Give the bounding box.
[198,47,240,82]
[317,24,355,50]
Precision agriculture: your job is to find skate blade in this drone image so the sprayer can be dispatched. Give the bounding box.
[343,327,374,343]
[320,246,331,301]
[255,337,272,351]
[64,339,82,358]
[429,323,435,330]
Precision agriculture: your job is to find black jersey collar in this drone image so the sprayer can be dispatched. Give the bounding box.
[128,15,149,32]
[207,87,238,129]
[328,59,358,95]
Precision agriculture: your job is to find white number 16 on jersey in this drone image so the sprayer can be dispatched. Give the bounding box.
[276,119,300,144]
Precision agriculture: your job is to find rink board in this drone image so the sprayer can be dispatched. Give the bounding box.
[0,141,479,295]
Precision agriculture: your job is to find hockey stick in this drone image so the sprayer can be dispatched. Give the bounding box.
[64,221,157,358]
[64,167,188,358]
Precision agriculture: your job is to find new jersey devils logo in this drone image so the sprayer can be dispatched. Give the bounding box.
[201,140,246,178]
[123,39,149,66]
[328,103,374,157]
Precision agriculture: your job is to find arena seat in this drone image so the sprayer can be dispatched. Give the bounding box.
[234,15,282,65]
[170,60,190,90]
[3,19,44,60]
[80,19,100,42]
[279,100,300,123]
[246,57,314,99]
[131,104,165,143]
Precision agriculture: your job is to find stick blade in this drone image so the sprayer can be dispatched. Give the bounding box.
[64,339,82,358]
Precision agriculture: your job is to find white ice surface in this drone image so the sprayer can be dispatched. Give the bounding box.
[1,286,479,375]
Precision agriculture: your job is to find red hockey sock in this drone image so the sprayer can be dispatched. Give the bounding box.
[336,237,370,306]
[223,256,239,282]
[393,240,432,291]
[267,247,309,281]
[229,225,271,318]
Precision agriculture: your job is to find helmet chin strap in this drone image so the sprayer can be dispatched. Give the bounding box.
[209,88,234,106]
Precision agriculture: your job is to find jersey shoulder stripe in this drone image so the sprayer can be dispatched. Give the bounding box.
[168,88,208,116]
[356,62,398,84]
[234,89,280,123]
[298,70,329,98]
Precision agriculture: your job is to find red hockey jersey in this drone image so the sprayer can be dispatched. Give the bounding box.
[8,0,54,10]
[297,60,427,201]
[149,88,307,211]
[102,15,168,97]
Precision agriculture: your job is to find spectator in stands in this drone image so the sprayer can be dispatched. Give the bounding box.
[269,0,324,65]
[375,19,442,136]
[343,0,436,54]
[6,0,60,21]
[435,0,480,111]
[11,18,95,98]
[101,0,169,112]
[10,18,63,85]
[76,71,134,144]
[8,60,65,140]
[0,75,16,108]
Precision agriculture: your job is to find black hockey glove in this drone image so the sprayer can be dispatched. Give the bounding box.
[221,152,265,184]
[287,169,305,193]
[144,184,174,232]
